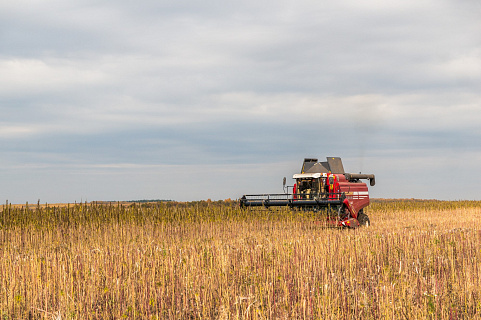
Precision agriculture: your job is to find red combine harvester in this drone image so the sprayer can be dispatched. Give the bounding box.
[240,157,375,228]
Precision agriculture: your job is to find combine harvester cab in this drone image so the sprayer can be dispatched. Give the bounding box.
[239,157,375,228]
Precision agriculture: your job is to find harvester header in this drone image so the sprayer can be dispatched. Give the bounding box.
[240,157,375,228]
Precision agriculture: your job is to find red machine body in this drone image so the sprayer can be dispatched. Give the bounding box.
[240,157,375,228]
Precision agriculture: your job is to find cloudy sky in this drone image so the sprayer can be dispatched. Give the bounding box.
[1,0,480,203]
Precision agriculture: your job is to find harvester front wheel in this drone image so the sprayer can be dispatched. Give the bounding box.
[357,212,370,227]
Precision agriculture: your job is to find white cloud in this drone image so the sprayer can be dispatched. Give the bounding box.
[438,50,481,80]
[0,125,36,137]
[0,58,107,96]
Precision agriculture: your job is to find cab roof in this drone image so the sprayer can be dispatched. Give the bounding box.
[292,173,327,179]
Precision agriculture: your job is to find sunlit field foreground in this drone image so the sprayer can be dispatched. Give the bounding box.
[1,200,481,319]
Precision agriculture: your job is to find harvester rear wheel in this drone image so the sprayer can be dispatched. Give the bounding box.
[357,212,370,227]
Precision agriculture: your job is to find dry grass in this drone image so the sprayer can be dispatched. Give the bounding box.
[1,200,481,319]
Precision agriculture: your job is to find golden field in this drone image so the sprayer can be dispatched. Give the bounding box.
[1,200,481,319]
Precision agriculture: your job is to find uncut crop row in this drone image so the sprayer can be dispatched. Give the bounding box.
[1,200,481,319]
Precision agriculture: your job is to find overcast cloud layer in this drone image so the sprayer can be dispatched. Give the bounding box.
[1,0,480,203]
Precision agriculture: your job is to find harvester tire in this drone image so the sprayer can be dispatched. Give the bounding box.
[357,212,370,227]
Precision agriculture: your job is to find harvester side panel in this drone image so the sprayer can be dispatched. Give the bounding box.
[339,183,369,218]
